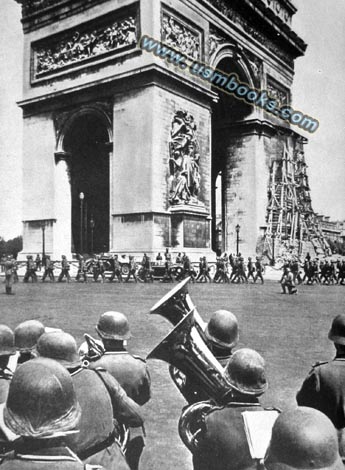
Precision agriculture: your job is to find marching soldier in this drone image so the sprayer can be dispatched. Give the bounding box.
[247,257,255,283]
[36,331,143,470]
[75,254,88,283]
[264,407,344,470]
[0,325,16,404]
[125,256,138,283]
[196,256,211,283]
[23,255,37,283]
[0,357,100,469]
[93,255,105,283]
[253,257,264,284]
[3,256,15,295]
[179,349,271,470]
[14,320,45,365]
[170,310,239,404]
[41,255,55,282]
[296,313,345,458]
[109,254,123,283]
[35,253,42,271]
[57,255,71,283]
[89,311,151,406]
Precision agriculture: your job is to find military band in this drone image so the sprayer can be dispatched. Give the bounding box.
[0,275,345,468]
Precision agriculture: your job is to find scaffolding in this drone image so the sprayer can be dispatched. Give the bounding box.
[265,143,329,258]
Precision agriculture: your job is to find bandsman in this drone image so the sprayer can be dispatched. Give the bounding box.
[296,314,345,457]
[264,407,344,470]
[0,357,98,469]
[179,349,272,470]
[14,320,45,365]
[0,325,16,404]
[37,331,143,470]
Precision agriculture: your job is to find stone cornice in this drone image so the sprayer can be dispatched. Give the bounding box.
[200,0,306,61]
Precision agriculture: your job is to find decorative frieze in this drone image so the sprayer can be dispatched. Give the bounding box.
[15,0,58,17]
[161,11,201,60]
[205,0,294,66]
[266,76,290,106]
[32,13,137,79]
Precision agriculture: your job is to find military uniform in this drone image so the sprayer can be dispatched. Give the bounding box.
[296,356,345,430]
[93,259,105,283]
[66,367,140,469]
[109,257,122,283]
[0,370,12,404]
[58,257,71,283]
[23,257,37,283]
[189,401,265,470]
[89,352,151,406]
[0,445,95,469]
[76,257,87,283]
[42,258,55,282]
[3,259,15,295]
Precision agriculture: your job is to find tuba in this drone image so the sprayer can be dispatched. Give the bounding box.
[146,310,232,404]
[149,277,206,333]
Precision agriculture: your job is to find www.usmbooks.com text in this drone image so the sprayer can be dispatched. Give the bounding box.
[140,35,319,134]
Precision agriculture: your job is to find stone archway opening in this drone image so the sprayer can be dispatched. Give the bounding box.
[63,112,110,254]
[211,57,253,254]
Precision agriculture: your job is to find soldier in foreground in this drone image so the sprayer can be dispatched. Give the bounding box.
[179,348,271,470]
[170,310,239,404]
[89,312,151,470]
[0,326,16,404]
[296,313,345,457]
[36,330,143,470]
[0,357,93,469]
[264,407,344,470]
[89,311,151,406]
[14,320,45,365]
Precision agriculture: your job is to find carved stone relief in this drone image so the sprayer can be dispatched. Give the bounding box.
[168,110,202,206]
[32,14,137,79]
[266,76,290,106]
[161,12,201,60]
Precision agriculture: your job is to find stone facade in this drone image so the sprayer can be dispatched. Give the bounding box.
[14,0,309,259]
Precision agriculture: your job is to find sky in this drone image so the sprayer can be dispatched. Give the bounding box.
[0,0,344,239]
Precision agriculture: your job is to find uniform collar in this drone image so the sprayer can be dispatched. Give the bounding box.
[16,446,81,462]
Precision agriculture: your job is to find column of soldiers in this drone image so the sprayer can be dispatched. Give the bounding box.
[280,255,345,294]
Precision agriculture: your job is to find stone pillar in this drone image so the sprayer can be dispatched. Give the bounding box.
[222,123,271,257]
[53,152,72,259]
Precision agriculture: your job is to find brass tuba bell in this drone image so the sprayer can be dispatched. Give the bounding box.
[149,277,206,331]
[146,311,232,404]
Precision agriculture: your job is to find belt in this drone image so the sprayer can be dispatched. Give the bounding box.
[79,428,118,461]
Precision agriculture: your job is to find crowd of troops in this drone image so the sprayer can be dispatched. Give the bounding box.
[0,278,344,469]
[2,250,266,292]
[279,253,345,295]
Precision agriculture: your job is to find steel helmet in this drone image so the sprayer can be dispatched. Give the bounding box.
[96,311,131,340]
[0,325,16,357]
[328,314,345,345]
[14,320,45,353]
[204,310,239,349]
[265,407,344,470]
[4,357,81,438]
[36,331,81,368]
[224,348,267,396]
